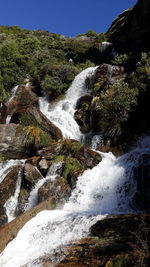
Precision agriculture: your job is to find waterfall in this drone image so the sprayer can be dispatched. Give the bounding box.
[1,135,149,267]
[25,162,63,212]
[5,85,19,124]
[0,159,24,184]
[39,67,98,141]
[0,67,149,266]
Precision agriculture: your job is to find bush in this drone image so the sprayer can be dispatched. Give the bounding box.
[95,81,138,141]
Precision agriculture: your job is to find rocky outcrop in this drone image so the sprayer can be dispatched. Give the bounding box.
[0,124,35,159]
[94,64,126,85]
[10,106,62,141]
[6,84,38,117]
[34,214,150,266]
[38,176,71,207]
[108,0,150,52]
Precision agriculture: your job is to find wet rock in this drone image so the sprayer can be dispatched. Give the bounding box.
[0,196,57,253]
[38,158,49,176]
[6,84,38,117]
[75,95,93,110]
[11,106,62,141]
[75,146,102,169]
[98,144,123,157]
[0,103,7,124]
[38,176,71,207]
[94,64,126,85]
[0,165,22,226]
[133,153,150,211]
[24,162,43,185]
[34,214,150,267]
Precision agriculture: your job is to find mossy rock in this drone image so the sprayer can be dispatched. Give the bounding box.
[23,126,52,148]
[105,254,131,267]
[63,157,84,188]
[53,155,65,163]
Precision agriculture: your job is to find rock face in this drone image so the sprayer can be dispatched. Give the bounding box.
[0,124,34,159]
[133,153,150,211]
[94,64,126,85]
[38,176,71,207]
[108,0,150,52]
[11,106,62,141]
[0,166,22,226]
[6,84,38,117]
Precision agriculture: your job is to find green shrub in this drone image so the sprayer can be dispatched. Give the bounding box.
[95,81,138,140]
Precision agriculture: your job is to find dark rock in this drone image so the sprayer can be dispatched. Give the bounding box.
[108,0,150,53]
[94,64,126,85]
[24,162,43,186]
[98,144,123,157]
[133,153,150,211]
[34,214,150,267]
[75,95,93,110]
[38,176,71,207]
[6,84,38,117]
[0,165,22,226]
[11,106,62,141]
[0,103,7,124]
[75,146,102,169]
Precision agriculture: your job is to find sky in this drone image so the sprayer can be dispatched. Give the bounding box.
[0,0,138,37]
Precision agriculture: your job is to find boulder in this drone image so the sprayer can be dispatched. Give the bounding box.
[108,0,150,53]
[0,124,34,159]
[38,176,71,207]
[6,84,38,117]
[10,106,63,141]
[74,146,101,169]
[0,165,22,226]
[24,162,43,185]
[0,196,57,253]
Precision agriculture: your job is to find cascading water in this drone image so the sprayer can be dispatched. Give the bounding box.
[4,170,22,223]
[39,67,98,141]
[25,162,63,212]
[0,67,149,267]
[5,85,19,124]
[0,159,24,184]
[0,160,25,222]
[1,136,150,267]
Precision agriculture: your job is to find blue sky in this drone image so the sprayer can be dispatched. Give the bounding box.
[0,0,137,37]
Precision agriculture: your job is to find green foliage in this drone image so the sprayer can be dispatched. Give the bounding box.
[63,157,84,180]
[111,54,129,66]
[23,126,52,148]
[96,81,138,140]
[86,29,97,37]
[0,153,5,163]
[53,155,65,163]
[106,254,130,267]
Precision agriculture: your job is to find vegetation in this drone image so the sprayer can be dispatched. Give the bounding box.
[0,25,108,102]
[23,126,52,148]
